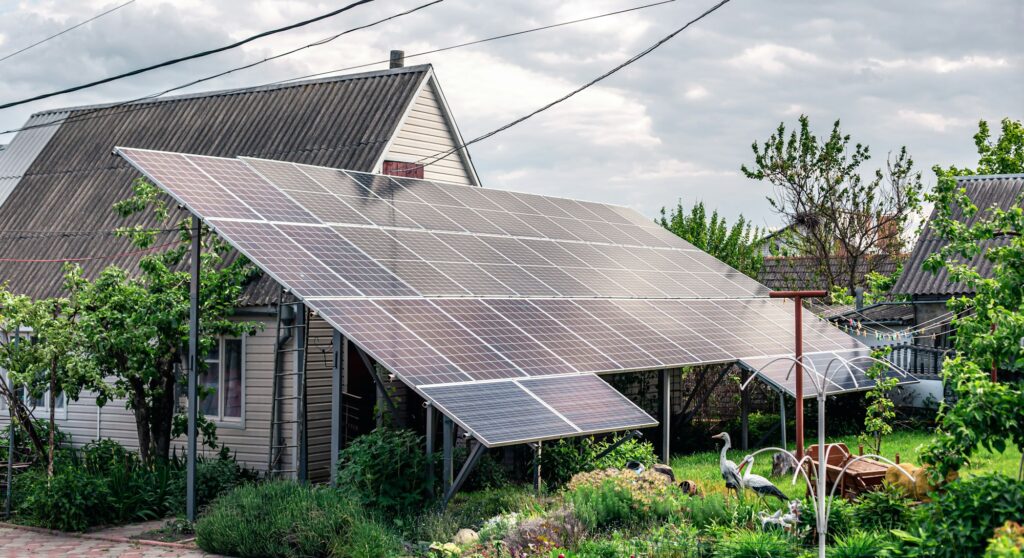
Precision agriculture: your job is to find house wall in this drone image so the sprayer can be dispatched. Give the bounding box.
[913,299,952,349]
[382,79,474,186]
[0,314,307,477]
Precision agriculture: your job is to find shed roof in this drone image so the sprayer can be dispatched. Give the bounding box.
[0,65,437,304]
[893,174,1024,298]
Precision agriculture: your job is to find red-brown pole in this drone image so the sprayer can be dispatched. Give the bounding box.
[991,323,998,382]
[770,290,827,461]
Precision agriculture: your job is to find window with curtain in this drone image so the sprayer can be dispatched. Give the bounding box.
[200,337,243,422]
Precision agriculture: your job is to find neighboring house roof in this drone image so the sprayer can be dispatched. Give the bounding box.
[826,302,915,325]
[0,65,478,305]
[893,174,1024,298]
[757,254,904,292]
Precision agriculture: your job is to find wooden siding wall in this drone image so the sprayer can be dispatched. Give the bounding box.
[0,315,303,477]
[305,315,335,483]
[384,79,473,185]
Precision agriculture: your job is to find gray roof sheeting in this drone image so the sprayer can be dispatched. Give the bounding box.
[893,174,1024,297]
[0,111,66,207]
[0,66,431,304]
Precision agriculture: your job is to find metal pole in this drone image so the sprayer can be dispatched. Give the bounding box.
[5,333,16,519]
[425,404,435,495]
[296,307,307,483]
[186,217,201,523]
[779,393,787,449]
[794,295,804,460]
[533,442,542,496]
[442,416,453,494]
[330,330,343,487]
[740,368,749,450]
[660,369,671,463]
[817,391,827,558]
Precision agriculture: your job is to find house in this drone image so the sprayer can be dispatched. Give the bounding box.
[0,61,480,482]
[892,174,1024,350]
[757,253,905,317]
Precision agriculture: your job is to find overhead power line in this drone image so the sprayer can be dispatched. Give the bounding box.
[1,0,675,137]
[409,0,733,171]
[0,0,376,111]
[0,0,138,65]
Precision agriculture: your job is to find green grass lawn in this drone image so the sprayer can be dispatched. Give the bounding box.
[670,430,1022,500]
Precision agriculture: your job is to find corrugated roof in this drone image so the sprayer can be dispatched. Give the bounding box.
[0,111,67,206]
[757,254,904,292]
[0,65,431,304]
[893,174,1024,297]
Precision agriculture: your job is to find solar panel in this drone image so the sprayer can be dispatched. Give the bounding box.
[117,147,912,447]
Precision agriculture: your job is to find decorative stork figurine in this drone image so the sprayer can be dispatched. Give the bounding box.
[711,432,743,498]
[738,454,788,502]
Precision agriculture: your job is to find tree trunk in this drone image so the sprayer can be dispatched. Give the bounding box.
[48,358,56,478]
[129,378,151,464]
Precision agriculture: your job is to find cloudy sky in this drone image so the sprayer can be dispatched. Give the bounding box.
[0,0,1021,228]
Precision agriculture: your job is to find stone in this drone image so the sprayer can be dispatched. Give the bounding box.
[452,528,479,546]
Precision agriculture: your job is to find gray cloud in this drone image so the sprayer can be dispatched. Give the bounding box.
[1,0,1021,228]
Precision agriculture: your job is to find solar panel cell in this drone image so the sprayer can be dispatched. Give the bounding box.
[188,156,318,223]
[377,259,470,296]
[284,189,374,226]
[520,374,657,432]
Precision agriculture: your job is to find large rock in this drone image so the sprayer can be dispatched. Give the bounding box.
[452,528,479,546]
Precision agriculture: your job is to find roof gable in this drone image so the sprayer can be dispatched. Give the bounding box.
[0,65,480,303]
[893,174,1024,297]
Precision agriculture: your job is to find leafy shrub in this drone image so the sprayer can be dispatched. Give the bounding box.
[827,497,858,540]
[168,453,257,513]
[14,467,111,531]
[712,529,799,558]
[195,481,398,558]
[0,419,69,462]
[337,427,430,515]
[829,531,895,558]
[894,474,1024,558]
[678,493,758,530]
[853,484,913,531]
[985,521,1024,558]
[80,438,137,473]
[504,507,584,555]
[567,527,700,558]
[453,446,509,491]
[479,511,523,542]
[566,468,681,530]
[540,434,657,488]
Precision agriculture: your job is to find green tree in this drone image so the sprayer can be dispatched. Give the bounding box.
[861,347,899,454]
[66,178,260,464]
[919,148,1024,476]
[0,287,108,475]
[658,200,763,278]
[935,118,1024,177]
[741,115,923,295]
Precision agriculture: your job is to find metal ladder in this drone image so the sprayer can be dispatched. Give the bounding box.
[267,291,309,480]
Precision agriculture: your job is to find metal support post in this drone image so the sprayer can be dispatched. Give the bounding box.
[779,392,787,449]
[740,369,750,450]
[442,416,453,494]
[442,441,485,509]
[770,290,826,460]
[534,443,542,495]
[660,369,671,463]
[330,330,343,487]
[296,307,307,483]
[355,346,398,419]
[186,217,201,522]
[425,404,435,494]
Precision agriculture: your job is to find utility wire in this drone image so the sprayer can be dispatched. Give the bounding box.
[1,0,676,137]
[0,0,375,110]
[0,0,137,65]
[407,0,732,170]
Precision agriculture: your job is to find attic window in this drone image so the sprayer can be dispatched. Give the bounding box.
[383,160,424,179]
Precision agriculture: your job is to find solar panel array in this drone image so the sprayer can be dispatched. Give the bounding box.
[739,348,918,399]
[116,147,906,446]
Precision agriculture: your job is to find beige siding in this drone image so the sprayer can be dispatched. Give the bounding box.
[305,316,335,483]
[384,79,474,185]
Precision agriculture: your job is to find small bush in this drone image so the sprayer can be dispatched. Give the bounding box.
[896,474,1024,558]
[195,481,398,558]
[828,531,895,558]
[168,453,256,513]
[827,498,858,541]
[678,493,758,530]
[566,468,681,530]
[853,484,912,531]
[985,521,1024,558]
[504,507,584,555]
[337,427,430,515]
[541,434,657,488]
[713,529,800,558]
[14,467,111,531]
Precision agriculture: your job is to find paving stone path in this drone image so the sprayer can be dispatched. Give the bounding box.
[0,526,218,557]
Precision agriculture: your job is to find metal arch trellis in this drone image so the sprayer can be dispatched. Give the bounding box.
[739,353,917,558]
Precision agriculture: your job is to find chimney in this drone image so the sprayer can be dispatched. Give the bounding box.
[389,50,405,69]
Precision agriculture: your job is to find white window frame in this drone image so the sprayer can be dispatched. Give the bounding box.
[0,329,68,421]
[200,336,246,428]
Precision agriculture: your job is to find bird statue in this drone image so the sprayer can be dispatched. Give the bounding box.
[711,432,743,498]
[738,455,788,503]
